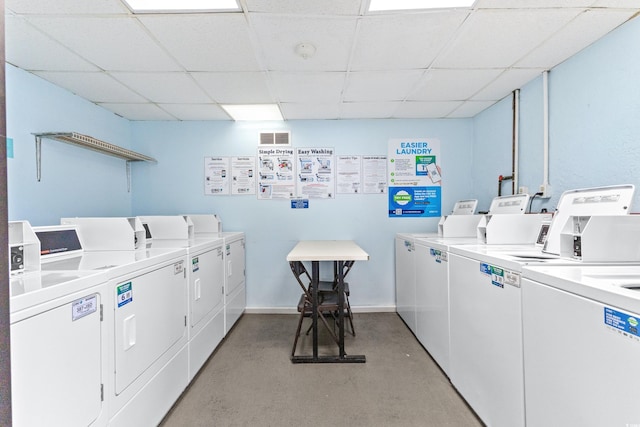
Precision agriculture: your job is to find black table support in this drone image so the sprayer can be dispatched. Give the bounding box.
[291,259,366,364]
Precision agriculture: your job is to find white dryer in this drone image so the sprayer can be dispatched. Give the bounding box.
[36,220,190,427]
[521,264,640,427]
[10,269,109,427]
[141,215,225,381]
[188,215,246,335]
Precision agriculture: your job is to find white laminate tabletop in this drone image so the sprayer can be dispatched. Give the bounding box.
[286,240,369,262]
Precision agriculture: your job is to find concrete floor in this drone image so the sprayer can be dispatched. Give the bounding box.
[160,313,484,427]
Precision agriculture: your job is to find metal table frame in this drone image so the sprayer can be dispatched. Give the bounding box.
[286,240,369,363]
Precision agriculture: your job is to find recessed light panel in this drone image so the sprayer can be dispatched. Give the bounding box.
[221,104,284,121]
[122,0,240,13]
[368,0,475,12]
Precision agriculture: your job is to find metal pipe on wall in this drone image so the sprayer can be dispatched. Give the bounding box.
[513,89,520,194]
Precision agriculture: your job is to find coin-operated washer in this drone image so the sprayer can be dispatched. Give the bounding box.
[446,185,636,427]
[139,215,225,381]
[411,194,535,377]
[187,214,246,334]
[521,263,640,427]
[9,220,109,427]
[38,217,189,427]
[395,199,481,335]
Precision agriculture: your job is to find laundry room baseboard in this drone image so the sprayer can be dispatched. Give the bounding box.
[244,305,397,315]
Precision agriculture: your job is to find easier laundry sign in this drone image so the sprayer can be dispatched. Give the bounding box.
[387,138,441,218]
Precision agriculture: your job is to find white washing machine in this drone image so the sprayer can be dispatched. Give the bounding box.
[36,219,190,427]
[395,232,436,334]
[521,264,640,427]
[446,185,636,427]
[412,236,478,377]
[140,215,225,381]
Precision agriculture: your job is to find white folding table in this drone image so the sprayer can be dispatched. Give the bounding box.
[286,240,369,363]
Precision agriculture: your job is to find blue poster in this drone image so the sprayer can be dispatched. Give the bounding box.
[387,138,442,218]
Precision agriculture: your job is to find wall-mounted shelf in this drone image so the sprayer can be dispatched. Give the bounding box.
[33,132,157,192]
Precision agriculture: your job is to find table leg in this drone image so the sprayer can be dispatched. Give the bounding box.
[337,260,345,358]
[312,260,319,360]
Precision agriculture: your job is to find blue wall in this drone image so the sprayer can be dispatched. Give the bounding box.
[473,16,640,214]
[7,15,640,309]
[129,120,474,309]
[6,65,133,225]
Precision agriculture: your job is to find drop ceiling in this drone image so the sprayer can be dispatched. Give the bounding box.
[5,0,640,121]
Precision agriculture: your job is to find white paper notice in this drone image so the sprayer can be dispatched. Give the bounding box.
[337,155,361,194]
[296,148,335,199]
[363,155,387,194]
[257,147,296,199]
[231,156,256,195]
[204,156,230,195]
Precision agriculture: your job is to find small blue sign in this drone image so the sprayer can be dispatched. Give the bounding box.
[604,307,639,338]
[6,138,13,159]
[117,282,133,308]
[291,199,309,209]
[480,262,492,276]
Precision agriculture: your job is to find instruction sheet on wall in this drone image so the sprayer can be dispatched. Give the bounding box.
[337,155,361,194]
[231,156,256,195]
[363,155,387,194]
[204,156,231,195]
[387,138,441,217]
[297,148,335,199]
[257,148,296,199]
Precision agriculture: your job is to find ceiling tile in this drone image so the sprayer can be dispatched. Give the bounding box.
[111,72,212,103]
[343,70,425,102]
[394,101,462,118]
[33,71,147,103]
[476,0,594,8]
[447,100,498,117]
[249,14,358,71]
[270,72,346,103]
[192,72,274,103]
[6,0,129,14]
[340,102,401,119]
[433,8,584,68]
[138,14,261,72]
[98,103,178,120]
[27,16,182,71]
[6,16,99,71]
[471,68,544,100]
[245,0,362,15]
[280,102,341,120]
[350,11,469,71]
[408,69,503,101]
[515,9,637,68]
[158,104,231,121]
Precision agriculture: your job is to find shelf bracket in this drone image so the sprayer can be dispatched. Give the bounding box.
[32,132,156,192]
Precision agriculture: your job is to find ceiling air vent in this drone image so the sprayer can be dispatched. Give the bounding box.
[260,131,290,145]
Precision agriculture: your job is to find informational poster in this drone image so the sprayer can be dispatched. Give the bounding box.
[362,155,387,194]
[296,148,335,199]
[387,138,441,217]
[337,155,361,194]
[231,156,256,195]
[204,156,231,195]
[257,147,296,199]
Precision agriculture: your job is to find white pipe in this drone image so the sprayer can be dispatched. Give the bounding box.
[542,71,550,187]
[514,89,520,193]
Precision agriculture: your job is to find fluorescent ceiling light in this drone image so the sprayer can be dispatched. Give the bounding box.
[221,104,284,121]
[368,0,475,12]
[122,0,240,13]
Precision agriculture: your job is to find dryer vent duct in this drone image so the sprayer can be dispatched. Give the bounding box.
[259,132,290,146]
